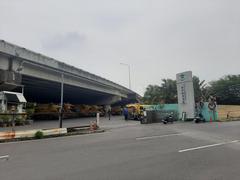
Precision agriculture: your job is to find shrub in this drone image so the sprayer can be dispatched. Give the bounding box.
[0,115,11,125]
[26,108,35,119]
[0,115,10,121]
[35,131,44,139]
[15,116,24,126]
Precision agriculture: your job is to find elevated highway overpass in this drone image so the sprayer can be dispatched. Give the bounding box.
[0,40,140,105]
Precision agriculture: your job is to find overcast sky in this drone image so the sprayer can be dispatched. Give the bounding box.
[1,0,240,95]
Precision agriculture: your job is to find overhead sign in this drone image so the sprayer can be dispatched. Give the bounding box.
[176,71,195,119]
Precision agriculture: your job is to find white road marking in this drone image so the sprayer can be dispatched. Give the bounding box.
[179,140,240,153]
[136,133,183,140]
[0,155,9,160]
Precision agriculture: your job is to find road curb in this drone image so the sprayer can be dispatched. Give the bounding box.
[0,127,104,143]
[0,128,67,140]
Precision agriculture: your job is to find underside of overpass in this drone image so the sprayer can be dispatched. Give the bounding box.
[19,75,130,105]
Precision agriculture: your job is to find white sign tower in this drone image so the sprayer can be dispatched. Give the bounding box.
[176,71,195,120]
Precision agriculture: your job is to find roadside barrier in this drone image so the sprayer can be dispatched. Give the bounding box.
[0,128,67,140]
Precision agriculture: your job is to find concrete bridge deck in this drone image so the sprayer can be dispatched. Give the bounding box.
[0,40,139,105]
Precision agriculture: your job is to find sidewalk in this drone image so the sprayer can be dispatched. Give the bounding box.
[0,116,140,132]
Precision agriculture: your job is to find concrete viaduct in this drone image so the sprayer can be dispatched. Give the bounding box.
[0,40,139,105]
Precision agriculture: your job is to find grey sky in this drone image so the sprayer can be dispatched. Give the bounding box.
[1,0,240,95]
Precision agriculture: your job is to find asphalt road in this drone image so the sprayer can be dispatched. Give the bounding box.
[1,117,240,180]
[0,115,138,132]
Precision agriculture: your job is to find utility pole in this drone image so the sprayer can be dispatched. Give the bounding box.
[59,73,64,128]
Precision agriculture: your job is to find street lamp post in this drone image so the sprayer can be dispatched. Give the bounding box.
[59,73,64,128]
[16,59,65,128]
[120,63,131,90]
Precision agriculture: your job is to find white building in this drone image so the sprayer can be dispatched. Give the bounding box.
[0,91,26,113]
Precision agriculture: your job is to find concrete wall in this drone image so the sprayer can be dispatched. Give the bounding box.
[145,103,218,121]
[0,55,9,70]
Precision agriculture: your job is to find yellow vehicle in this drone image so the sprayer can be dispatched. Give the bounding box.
[126,104,147,120]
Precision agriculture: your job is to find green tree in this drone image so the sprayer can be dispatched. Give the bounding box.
[192,76,207,102]
[161,79,177,103]
[143,85,162,104]
[209,75,240,105]
[143,79,177,104]
[143,76,206,104]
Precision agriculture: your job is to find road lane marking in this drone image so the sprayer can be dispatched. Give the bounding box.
[136,133,183,140]
[179,140,240,153]
[0,155,9,161]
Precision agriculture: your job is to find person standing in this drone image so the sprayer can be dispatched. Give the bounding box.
[123,107,128,120]
[107,106,112,120]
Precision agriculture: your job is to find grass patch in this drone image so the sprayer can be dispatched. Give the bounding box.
[218,105,240,121]
[35,131,44,139]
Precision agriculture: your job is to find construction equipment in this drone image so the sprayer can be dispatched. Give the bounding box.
[126,104,146,120]
[32,103,60,120]
[32,103,105,120]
